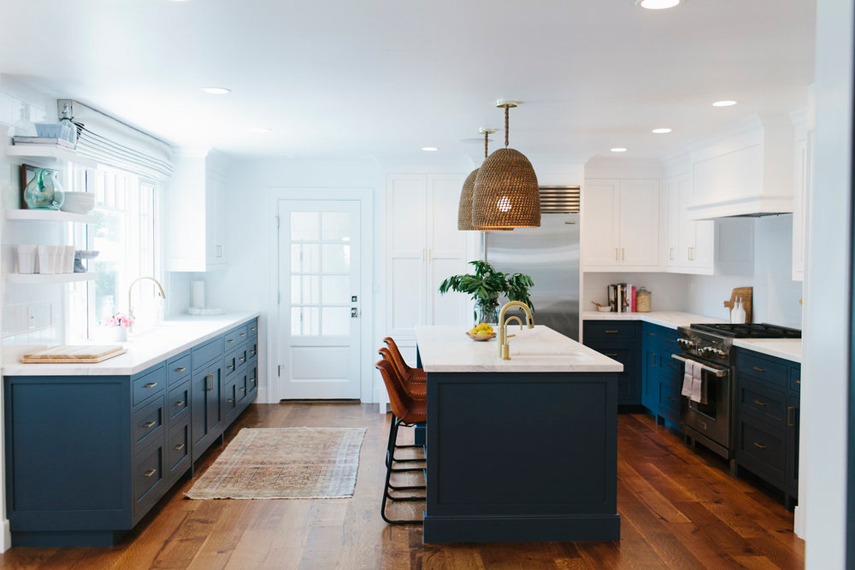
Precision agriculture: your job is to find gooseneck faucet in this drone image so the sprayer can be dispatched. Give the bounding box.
[498,301,534,360]
[128,276,167,332]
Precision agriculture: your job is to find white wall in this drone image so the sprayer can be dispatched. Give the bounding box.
[686,216,803,327]
[802,0,852,566]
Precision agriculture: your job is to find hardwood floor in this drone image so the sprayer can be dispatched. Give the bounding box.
[0,403,804,569]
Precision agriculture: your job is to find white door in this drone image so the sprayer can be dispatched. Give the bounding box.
[278,200,361,399]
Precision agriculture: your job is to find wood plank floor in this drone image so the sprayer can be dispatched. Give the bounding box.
[0,403,804,569]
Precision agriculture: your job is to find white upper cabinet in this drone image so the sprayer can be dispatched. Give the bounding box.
[386,174,474,341]
[582,177,659,271]
[166,150,230,272]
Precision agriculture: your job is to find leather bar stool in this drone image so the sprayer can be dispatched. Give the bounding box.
[383,337,427,385]
[378,347,426,399]
[376,359,426,525]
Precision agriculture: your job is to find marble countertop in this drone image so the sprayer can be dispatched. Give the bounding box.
[2,312,260,377]
[415,325,624,373]
[582,310,726,330]
[733,339,802,363]
[582,311,802,364]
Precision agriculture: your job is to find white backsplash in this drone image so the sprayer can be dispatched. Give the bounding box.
[583,272,692,313]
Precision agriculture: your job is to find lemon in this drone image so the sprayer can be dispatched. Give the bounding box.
[469,328,479,335]
[477,323,489,330]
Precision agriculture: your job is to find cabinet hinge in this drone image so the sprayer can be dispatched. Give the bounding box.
[278,365,282,377]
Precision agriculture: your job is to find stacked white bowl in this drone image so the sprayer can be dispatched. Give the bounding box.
[61,192,96,215]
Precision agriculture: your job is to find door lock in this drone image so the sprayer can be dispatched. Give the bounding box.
[351,295,358,302]
[351,308,359,318]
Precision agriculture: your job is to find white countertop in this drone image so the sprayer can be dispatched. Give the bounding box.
[733,339,802,364]
[582,310,726,330]
[415,325,624,373]
[582,311,802,364]
[2,312,260,376]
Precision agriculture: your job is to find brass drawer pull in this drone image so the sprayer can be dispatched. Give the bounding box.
[143,421,156,428]
[250,350,256,355]
[604,330,619,334]
[797,380,801,384]
[605,353,618,357]
[174,400,185,407]
[227,339,235,343]
[646,332,656,337]
[206,374,214,392]
[753,366,766,373]
[753,400,767,407]
[251,327,257,331]
[144,382,157,389]
[788,406,795,427]
[239,387,245,392]
[753,442,767,450]
[228,398,234,403]
[227,365,234,370]
[239,357,246,362]
[240,333,246,337]
[143,468,157,478]
[666,396,677,402]
[173,443,185,451]
[175,367,186,373]
[250,377,256,383]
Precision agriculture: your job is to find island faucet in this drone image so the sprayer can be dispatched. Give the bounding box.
[498,301,534,360]
[128,276,167,332]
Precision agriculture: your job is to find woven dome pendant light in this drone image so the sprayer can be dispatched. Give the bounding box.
[472,101,541,229]
[457,128,503,231]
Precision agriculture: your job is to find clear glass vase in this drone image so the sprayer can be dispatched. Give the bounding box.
[24,169,64,210]
[476,304,499,326]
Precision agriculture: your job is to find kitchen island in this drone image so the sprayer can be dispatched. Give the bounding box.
[415,325,624,543]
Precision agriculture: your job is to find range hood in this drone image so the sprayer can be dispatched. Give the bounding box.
[684,115,795,220]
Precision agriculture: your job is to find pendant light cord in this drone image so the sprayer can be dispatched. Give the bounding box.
[504,105,510,148]
[484,131,489,160]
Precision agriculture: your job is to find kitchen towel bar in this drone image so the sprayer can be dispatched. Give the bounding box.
[671,354,728,377]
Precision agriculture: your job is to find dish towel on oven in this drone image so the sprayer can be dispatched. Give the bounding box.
[691,360,707,404]
[681,360,694,398]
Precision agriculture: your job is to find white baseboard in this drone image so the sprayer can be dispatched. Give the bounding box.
[794,505,805,538]
[0,518,11,551]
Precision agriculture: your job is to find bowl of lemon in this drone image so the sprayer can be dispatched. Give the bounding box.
[466,323,496,341]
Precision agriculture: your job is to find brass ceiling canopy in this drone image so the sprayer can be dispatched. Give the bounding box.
[472,101,541,229]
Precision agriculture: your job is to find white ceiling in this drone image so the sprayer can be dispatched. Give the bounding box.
[0,0,816,165]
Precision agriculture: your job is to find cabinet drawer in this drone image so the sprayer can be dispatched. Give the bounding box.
[132,366,166,407]
[225,347,248,378]
[224,325,249,348]
[584,321,638,342]
[167,351,192,386]
[236,374,248,404]
[247,339,258,360]
[739,379,787,427]
[247,360,258,394]
[247,319,258,338]
[790,367,801,393]
[167,380,190,423]
[591,346,635,370]
[223,380,238,418]
[133,443,164,505]
[133,396,165,451]
[658,378,681,415]
[193,336,224,370]
[737,418,786,483]
[167,420,191,475]
[737,351,788,388]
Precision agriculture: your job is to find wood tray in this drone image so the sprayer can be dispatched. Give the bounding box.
[21,345,127,364]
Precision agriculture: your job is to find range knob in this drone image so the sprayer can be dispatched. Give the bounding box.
[677,338,695,350]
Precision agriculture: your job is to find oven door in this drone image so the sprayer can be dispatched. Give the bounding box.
[672,354,732,449]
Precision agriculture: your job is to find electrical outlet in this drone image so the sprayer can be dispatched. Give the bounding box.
[27,301,52,330]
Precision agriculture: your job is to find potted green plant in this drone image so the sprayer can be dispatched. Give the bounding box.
[438,260,535,324]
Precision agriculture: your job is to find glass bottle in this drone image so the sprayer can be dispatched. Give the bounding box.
[24,169,65,210]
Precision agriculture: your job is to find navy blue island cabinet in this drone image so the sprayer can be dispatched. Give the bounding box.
[416,325,623,544]
[4,317,258,547]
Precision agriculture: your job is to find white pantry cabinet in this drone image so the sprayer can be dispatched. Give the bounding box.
[385,174,474,343]
[791,103,811,282]
[166,150,229,272]
[582,178,659,271]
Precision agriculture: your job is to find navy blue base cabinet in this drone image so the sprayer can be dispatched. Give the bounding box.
[639,322,681,427]
[582,321,641,406]
[734,348,800,509]
[4,317,259,547]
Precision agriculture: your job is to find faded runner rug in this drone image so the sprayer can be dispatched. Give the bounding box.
[185,427,367,500]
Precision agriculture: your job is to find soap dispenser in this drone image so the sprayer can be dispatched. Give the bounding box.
[731,298,746,324]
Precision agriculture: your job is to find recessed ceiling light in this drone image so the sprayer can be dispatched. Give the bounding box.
[421,147,439,152]
[201,87,231,95]
[250,127,271,133]
[712,100,738,107]
[652,128,672,134]
[635,0,683,9]
[611,147,628,153]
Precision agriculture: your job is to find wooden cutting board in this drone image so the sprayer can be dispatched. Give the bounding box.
[21,345,127,363]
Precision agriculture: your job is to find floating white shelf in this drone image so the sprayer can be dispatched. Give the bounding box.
[5,210,97,224]
[6,273,97,285]
[5,144,98,169]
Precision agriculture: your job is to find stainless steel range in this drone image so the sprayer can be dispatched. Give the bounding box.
[674,323,801,472]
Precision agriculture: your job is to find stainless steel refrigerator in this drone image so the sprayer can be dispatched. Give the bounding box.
[485,191,580,340]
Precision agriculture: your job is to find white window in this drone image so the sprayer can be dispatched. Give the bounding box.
[67,166,162,340]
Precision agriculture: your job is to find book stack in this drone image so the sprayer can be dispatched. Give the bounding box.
[607,283,638,313]
[13,136,75,149]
